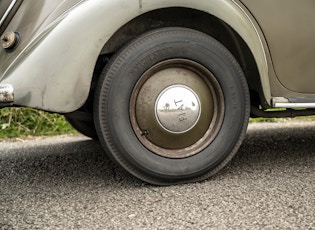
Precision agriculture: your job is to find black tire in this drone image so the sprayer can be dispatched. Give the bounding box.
[66,117,98,140]
[94,27,250,185]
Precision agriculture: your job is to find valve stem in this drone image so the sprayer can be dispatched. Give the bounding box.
[141,130,150,137]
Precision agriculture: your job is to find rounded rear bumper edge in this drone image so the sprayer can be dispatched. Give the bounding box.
[0,84,14,107]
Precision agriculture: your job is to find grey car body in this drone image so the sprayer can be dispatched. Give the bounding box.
[1,0,314,184]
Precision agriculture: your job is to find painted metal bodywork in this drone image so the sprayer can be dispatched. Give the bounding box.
[241,0,315,95]
[0,0,315,112]
[0,0,140,112]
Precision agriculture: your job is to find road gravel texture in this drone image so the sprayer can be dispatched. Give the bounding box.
[0,120,314,229]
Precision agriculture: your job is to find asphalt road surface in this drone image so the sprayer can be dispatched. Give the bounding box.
[0,120,314,229]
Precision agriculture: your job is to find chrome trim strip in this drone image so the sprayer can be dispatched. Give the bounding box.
[274,103,315,109]
[0,0,18,28]
[273,97,315,108]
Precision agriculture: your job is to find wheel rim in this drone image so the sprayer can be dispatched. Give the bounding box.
[130,59,225,159]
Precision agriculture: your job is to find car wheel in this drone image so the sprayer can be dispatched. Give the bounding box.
[94,27,250,185]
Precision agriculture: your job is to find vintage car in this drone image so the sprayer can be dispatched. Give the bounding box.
[1,0,315,184]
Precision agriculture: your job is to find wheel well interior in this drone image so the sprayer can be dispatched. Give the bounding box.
[93,7,264,108]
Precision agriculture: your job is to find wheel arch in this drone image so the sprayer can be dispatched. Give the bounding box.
[100,2,270,107]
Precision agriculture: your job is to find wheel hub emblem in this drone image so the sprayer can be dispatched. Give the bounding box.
[155,85,201,134]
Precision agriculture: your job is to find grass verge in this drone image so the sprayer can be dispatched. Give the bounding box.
[0,108,76,139]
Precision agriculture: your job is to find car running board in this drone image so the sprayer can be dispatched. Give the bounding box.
[272,97,315,108]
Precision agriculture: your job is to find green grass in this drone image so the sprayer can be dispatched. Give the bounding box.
[0,107,76,139]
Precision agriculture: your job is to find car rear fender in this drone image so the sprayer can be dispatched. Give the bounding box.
[0,0,140,112]
[1,0,270,112]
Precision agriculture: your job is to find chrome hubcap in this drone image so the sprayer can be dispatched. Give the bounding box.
[130,59,225,159]
[155,85,201,134]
